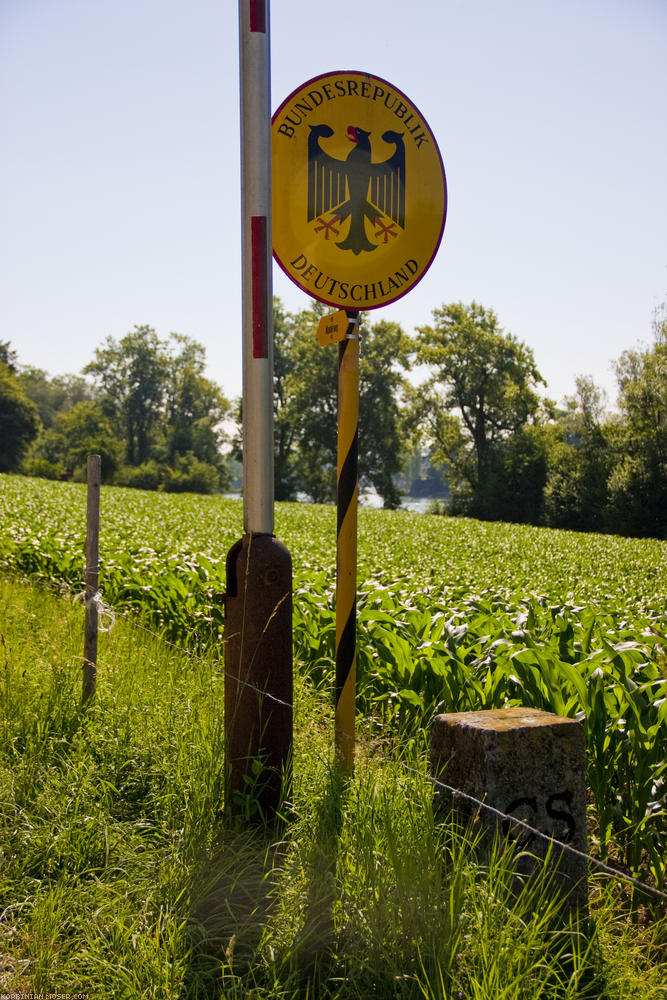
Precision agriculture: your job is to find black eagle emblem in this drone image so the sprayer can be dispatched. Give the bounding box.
[307,124,406,255]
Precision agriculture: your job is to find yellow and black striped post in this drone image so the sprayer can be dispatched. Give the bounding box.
[335,310,360,772]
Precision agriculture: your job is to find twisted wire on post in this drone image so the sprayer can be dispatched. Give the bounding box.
[74,586,116,633]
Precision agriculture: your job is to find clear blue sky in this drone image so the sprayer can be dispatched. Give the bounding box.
[2,0,665,408]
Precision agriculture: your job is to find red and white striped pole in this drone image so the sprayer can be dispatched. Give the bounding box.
[239,0,273,533]
[224,0,292,824]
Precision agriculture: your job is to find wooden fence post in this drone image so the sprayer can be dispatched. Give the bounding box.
[82,454,101,704]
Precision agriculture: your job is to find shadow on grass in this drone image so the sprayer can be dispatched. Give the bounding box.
[179,766,349,999]
[289,764,348,991]
[178,826,281,999]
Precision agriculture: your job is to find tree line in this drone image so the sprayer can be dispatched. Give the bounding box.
[1,297,665,539]
[1,327,231,494]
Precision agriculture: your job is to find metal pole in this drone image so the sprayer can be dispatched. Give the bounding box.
[335,311,360,772]
[224,0,292,823]
[82,453,101,704]
[239,0,273,534]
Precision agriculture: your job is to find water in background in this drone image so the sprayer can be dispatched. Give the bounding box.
[359,488,433,513]
[224,490,437,513]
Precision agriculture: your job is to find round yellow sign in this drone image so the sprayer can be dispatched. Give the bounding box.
[272,71,447,311]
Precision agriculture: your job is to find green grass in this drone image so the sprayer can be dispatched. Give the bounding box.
[1,577,666,998]
[0,474,665,893]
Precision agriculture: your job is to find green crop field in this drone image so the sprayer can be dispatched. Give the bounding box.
[1,473,666,997]
[0,473,666,894]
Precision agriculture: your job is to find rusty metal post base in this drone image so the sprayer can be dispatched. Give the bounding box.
[224,532,292,824]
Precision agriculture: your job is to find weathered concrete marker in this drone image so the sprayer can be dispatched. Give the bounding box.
[430,708,588,911]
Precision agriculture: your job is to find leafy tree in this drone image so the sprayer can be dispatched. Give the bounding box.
[161,452,222,494]
[266,300,411,506]
[85,325,168,466]
[163,334,231,488]
[18,368,97,478]
[478,424,553,525]
[358,318,412,508]
[606,329,667,538]
[397,448,449,500]
[22,425,68,478]
[119,460,164,491]
[542,301,666,539]
[57,400,123,482]
[0,356,40,472]
[415,302,546,518]
[652,299,667,345]
[283,301,338,503]
[544,376,612,531]
[272,301,301,500]
[18,368,93,428]
[85,326,231,489]
[0,342,18,373]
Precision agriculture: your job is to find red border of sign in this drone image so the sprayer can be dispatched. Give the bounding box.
[271,69,447,311]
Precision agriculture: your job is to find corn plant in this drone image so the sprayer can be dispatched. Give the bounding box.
[1,472,666,895]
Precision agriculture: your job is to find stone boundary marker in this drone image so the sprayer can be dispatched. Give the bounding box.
[430,707,588,912]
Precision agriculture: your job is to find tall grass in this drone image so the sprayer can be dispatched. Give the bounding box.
[1,578,665,998]
[1,475,665,891]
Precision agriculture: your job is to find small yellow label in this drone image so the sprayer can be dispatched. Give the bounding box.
[317,309,349,345]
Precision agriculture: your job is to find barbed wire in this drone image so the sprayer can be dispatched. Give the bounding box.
[396,761,667,905]
[92,596,296,712]
[77,586,667,906]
